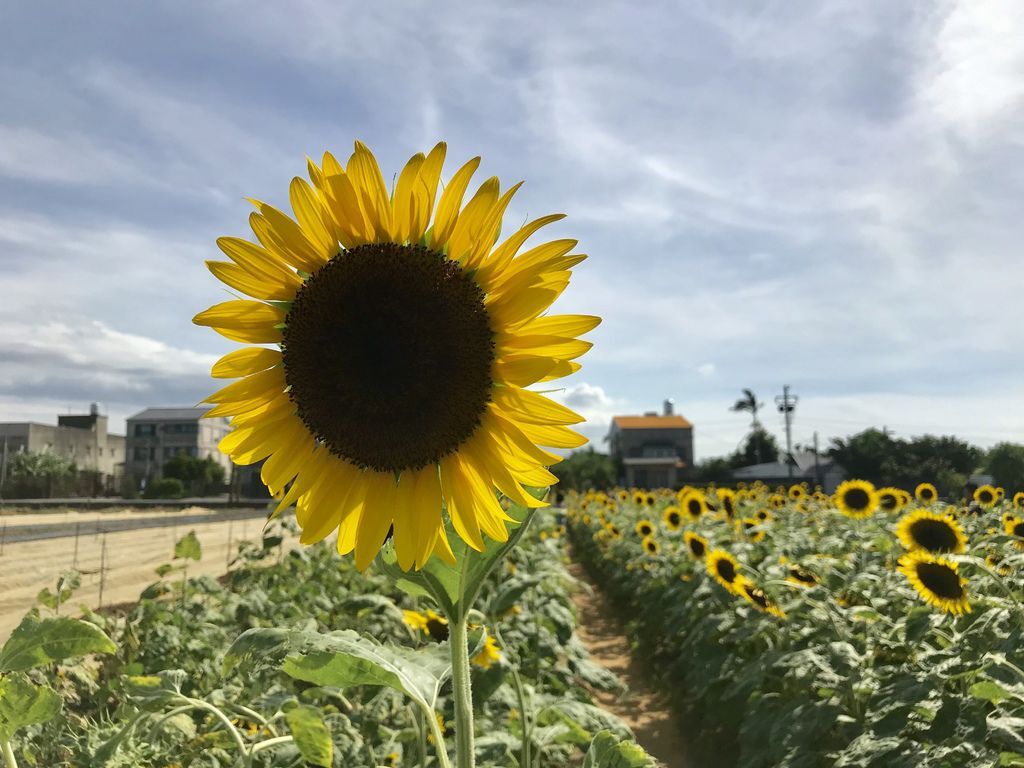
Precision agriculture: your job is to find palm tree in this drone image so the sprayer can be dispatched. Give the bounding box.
[730,388,762,428]
[731,389,764,463]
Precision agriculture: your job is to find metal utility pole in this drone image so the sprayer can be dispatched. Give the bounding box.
[813,431,821,487]
[775,386,799,479]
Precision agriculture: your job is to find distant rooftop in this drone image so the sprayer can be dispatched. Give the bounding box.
[128,406,214,421]
[612,415,693,429]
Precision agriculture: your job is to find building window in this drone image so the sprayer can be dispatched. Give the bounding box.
[642,445,676,458]
[134,424,156,437]
[187,446,198,457]
[133,447,148,461]
[165,423,199,434]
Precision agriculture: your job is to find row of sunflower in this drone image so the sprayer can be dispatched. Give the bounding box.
[566,480,1024,767]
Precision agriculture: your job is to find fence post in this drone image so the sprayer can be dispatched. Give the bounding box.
[225,519,233,569]
[98,534,108,609]
[72,522,80,568]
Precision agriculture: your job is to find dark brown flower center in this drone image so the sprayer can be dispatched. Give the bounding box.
[915,562,964,600]
[843,488,870,510]
[716,558,737,582]
[283,243,494,472]
[908,518,959,553]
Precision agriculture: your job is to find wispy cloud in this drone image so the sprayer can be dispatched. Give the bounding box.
[0,0,1021,459]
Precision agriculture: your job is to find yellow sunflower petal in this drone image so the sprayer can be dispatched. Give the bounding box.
[321,169,369,247]
[205,261,294,301]
[410,142,447,241]
[248,205,329,273]
[202,365,284,405]
[289,177,337,254]
[212,347,282,379]
[475,214,565,288]
[446,176,500,264]
[464,181,523,270]
[491,386,583,426]
[440,456,485,551]
[512,421,588,450]
[515,314,601,339]
[193,300,286,344]
[347,141,392,241]
[299,459,362,545]
[431,156,481,249]
[215,237,301,286]
[392,152,425,244]
[355,471,399,570]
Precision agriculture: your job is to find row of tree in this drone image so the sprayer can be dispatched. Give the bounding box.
[827,429,1024,496]
[0,450,226,499]
[550,427,1024,496]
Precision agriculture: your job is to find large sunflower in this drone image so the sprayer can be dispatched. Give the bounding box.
[635,519,656,538]
[833,479,879,519]
[641,536,661,556]
[973,484,998,508]
[733,576,786,618]
[684,531,708,559]
[194,142,597,571]
[716,488,737,520]
[915,482,938,505]
[1005,515,1024,548]
[877,487,903,513]
[895,509,968,554]
[682,490,708,521]
[897,550,971,616]
[786,565,819,588]
[662,506,683,531]
[706,549,741,592]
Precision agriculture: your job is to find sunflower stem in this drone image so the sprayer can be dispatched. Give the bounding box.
[449,616,476,768]
[1,741,17,768]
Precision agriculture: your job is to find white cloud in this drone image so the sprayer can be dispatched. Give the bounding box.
[1,0,1022,463]
[696,363,716,378]
[919,0,1024,141]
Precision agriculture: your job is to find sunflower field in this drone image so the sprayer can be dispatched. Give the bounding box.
[568,482,1024,767]
[0,510,656,767]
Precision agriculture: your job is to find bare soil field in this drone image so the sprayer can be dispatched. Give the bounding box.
[0,507,281,639]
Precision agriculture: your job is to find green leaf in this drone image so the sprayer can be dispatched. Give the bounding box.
[378,499,540,618]
[281,629,451,714]
[222,624,316,676]
[0,616,115,672]
[174,530,202,561]
[285,704,333,767]
[1000,753,1024,767]
[0,672,62,740]
[123,669,187,705]
[971,680,1013,704]
[581,730,656,768]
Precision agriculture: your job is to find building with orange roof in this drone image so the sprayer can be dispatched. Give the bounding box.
[606,399,694,488]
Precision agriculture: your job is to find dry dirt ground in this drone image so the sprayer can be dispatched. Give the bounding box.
[568,561,691,768]
[0,507,279,639]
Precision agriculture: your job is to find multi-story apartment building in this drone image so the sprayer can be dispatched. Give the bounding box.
[0,404,126,493]
[124,406,231,483]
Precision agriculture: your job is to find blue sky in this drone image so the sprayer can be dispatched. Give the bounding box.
[1,1,1022,459]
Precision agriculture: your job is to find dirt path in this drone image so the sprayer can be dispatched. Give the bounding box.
[0,507,289,639]
[568,561,690,768]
